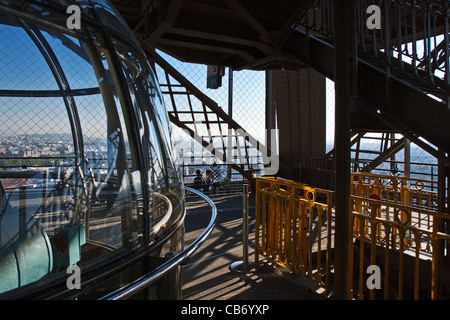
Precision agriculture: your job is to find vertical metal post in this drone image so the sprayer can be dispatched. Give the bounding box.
[19,185,27,240]
[266,70,274,158]
[230,183,255,273]
[404,138,410,178]
[333,0,353,299]
[242,183,249,272]
[228,67,233,119]
[162,251,182,300]
[444,0,449,98]
[437,148,447,268]
[0,180,4,245]
[227,68,233,179]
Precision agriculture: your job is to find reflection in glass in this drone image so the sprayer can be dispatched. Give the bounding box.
[0,0,184,299]
[0,14,141,294]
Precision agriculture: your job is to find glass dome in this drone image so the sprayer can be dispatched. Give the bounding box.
[0,0,184,299]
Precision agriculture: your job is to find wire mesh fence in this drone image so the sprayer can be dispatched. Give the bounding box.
[153,50,268,184]
[326,77,438,185]
[153,49,440,187]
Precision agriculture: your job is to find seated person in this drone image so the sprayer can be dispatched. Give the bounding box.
[204,169,220,193]
[204,169,213,193]
[193,169,204,190]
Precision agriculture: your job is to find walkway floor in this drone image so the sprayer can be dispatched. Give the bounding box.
[182,191,325,300]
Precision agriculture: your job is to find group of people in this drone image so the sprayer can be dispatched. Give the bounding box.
[193,169,217,193]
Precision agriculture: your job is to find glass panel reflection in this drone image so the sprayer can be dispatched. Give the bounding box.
[0,14,142,294]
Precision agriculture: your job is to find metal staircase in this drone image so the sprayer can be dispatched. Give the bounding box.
[139,44,274,180]
[113,0,449,172]
[287,0,449,157]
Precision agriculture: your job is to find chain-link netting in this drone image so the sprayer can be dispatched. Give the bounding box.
[326,77,438,183]
[153,48,439,185]
[153,50,268,183]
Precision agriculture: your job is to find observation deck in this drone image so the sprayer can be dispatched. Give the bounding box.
[0,0,449,302]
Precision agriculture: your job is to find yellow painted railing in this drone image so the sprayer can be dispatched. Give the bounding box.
[349,173,450,300]
[351,172,438,212]
[351,173,439,254]
[254,177,334,293]
[254,174,449,299]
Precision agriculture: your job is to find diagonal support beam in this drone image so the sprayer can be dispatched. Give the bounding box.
[139,39,270,181]
[168,113,251,179]
[354,96,450,167]
[223,0,271,43]
[144,0,184,43]
[140,39,265,143]
[361,137,405,172]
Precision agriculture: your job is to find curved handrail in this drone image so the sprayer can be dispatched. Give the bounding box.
[150,192,173,236]
[100,186,217,300]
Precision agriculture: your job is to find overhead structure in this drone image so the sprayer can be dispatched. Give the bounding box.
[113,0,450,156]
[141,47,268,180]
[112,0,313,71]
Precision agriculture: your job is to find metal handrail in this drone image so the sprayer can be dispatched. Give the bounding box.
[254,177,334,294]
[299,0,449,95]
[349,194,450,300]
[100,186,217,300]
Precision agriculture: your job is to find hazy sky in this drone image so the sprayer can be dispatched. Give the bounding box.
[0,22,107,139]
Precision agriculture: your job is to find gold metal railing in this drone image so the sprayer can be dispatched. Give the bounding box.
[351,173,439,254]
[254,177,334,293]
[349,173,450,300]
[254,174,449,299]
[351,172,438,212]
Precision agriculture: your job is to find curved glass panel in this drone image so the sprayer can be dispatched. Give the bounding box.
[91,0,140,49]
[111,37,183,239]
[0,10,144,295]
[0,18,58,91]
[147,68,182,191]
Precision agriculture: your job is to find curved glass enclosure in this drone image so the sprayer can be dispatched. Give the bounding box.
[0,0,184,299]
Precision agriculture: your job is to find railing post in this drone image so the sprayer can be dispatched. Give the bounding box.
[230,184,256,273]
[243,183,250,272]
[333,0,353,299]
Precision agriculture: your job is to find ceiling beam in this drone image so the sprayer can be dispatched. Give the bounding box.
[144,0,184,43]
[154,37,256,63]
[274,0,314,46]
[167,26,274,55]
[223,0,272,44]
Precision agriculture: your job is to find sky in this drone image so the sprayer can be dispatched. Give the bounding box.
[0,17,328,146]
[0,22,110,140]
[0,20,268,143]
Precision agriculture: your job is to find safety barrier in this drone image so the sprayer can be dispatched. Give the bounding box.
[352,172,438,210]
[349,173,450,300]
[351,173,439,254]
[254,174,449,299]
[254,177,334,293]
